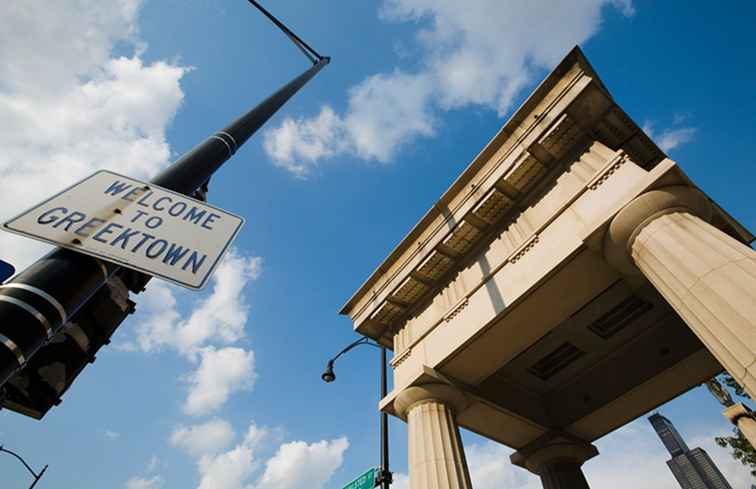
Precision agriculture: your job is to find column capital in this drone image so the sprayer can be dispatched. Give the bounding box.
[603,185,712,275]
[723,403,756,450]
[510,431,598,476]
[394,383,468,421]
[723,402,754,425]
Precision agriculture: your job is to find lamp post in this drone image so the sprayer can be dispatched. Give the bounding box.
[0,445,48,489]
[322,338,392,489]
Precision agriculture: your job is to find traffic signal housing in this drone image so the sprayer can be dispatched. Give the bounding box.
[0,274,135,419]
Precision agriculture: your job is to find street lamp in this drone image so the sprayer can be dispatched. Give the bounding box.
[322,337,392,489]
[321,360,336,383]
[0,445,48,489]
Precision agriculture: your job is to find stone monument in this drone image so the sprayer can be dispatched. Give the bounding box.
[340,46,755,489]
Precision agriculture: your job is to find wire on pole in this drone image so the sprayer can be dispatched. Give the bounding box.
[246,0,325,64]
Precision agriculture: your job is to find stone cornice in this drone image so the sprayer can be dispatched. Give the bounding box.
[341,48,599,314]
[340,46,665,345]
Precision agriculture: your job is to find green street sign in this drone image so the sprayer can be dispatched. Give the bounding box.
[342,467,377,489]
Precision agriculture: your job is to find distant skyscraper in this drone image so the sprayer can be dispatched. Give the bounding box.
[649,413,733,489]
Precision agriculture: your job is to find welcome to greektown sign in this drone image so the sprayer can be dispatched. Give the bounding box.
[3,170,244,289]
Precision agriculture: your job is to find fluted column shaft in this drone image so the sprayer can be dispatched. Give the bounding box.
[634,211,756,390]
[395,384,472,489]
[604,185,756,397]
[407,400,472,489]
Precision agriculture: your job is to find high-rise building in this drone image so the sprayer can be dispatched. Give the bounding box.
[649,413,733,489]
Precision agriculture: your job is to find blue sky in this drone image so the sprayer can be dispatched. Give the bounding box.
[1,1,754,488]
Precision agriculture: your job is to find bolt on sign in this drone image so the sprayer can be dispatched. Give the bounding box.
[341,467,377,489]
[3,170,244,290]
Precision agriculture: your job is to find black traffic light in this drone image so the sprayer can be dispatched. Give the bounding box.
[0,274,135,419]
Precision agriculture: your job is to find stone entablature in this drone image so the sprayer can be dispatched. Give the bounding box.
[390,147,653,389]
[340,47,662,348]
[391,142,627,369]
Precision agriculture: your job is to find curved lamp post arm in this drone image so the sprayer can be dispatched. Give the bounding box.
[330,337,382,363]
[0,445,48,489]
[322,337,381,383]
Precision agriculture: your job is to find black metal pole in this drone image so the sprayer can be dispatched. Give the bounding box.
[28,465,48,489]
[0,57,329,390]
[379,346,391,489]
[151,57,329,195]
[0,445,48,489]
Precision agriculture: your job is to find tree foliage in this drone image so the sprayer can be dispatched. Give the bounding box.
[721,372,751,400]
[715,428,756,477]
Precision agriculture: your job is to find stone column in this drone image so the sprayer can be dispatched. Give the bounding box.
[723,403,756,447]
[395,384,472,489]
[510,432,598,489]
[604,185,756,397]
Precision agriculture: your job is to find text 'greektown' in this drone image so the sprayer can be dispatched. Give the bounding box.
[34,180,222,274]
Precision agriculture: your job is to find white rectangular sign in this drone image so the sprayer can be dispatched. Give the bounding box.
[3,170,244,290]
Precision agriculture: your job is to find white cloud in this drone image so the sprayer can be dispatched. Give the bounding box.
[127,248,261,415]
[264,71,434,177]
[672,112,692,125]
[175,420,348,489]
[135,250,262,356]
[657,128,697,153]
[264,0,634,176]
[131,280,182,353]
[171,418,236,458]
[174,253,262,354]
[184,346,256,416]
[147,455,159,473]
[104,430,121,441]
[254,437,349,489]
[466,441,539,489]
[390,473,409,489]
[195,423,267,489]
[0,1,188,269]
[198,445,258,489]
[126,476,162,489]
[344,72,435,162]
[643,120,697,153]
[263,107,347,177]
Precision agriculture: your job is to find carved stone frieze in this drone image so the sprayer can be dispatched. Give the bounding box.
[509,235,540,264]
[587,154,627,191]
[445,298,470,323]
